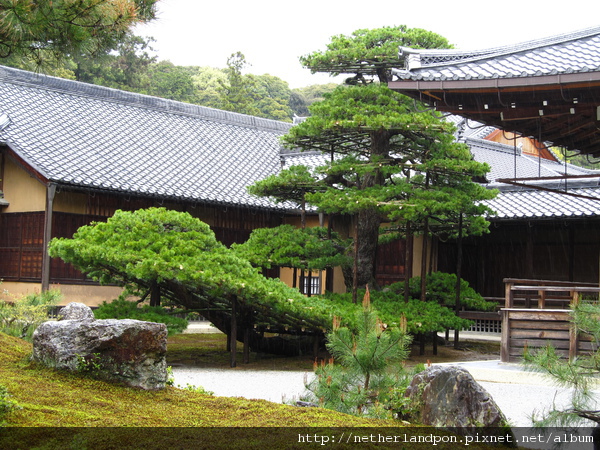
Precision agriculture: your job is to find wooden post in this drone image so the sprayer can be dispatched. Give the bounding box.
[500,309,510,363]
[537,289,546,309]
[41,183,56,292]
[454,213,463,349]
[243,327,250,364]
[505,281,514,308]
[230,297,237,368]
[569,320,579,361]
[569,290,580,361]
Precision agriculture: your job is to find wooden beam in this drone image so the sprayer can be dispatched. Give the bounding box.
[41,183,56,292]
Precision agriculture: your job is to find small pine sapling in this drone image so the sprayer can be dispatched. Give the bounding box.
[304,287,416,418]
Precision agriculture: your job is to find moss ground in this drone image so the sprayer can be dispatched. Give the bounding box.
[1,332,499,449]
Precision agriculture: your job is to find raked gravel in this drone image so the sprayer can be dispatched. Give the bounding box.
[170,365,593,427]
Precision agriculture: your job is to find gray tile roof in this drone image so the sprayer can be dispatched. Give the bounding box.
[0,66,293,210]
[485,180,600,220]
[394,26,600,81]
[1,65,598,221]
[467,137,596,182]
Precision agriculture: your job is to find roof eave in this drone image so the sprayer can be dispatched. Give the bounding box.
[389,71,600,92]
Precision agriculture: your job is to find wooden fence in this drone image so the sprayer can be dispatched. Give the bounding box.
[500,278,600,362]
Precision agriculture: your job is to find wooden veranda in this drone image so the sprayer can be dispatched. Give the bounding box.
[500,278,600,362]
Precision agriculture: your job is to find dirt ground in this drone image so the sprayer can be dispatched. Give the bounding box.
[167,332,501,371]
[405,338,500,367]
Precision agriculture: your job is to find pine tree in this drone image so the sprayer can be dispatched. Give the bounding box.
[524,300,600,426]
[303,288,416,418]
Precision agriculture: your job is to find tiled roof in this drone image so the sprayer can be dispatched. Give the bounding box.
[394,26,600,81]
[1,65,598,221]
[0,66,293,210]
[467,137,595,182]
[485,180,600,220]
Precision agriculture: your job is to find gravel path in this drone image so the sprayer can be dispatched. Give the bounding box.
[171,367,311,404]
[170,365,593,427]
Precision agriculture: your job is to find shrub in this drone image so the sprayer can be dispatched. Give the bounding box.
[0,385,20,425]
[302,290,419,419]
[0,289,61,341]
[401,272,495,311]
[94,298,188,336]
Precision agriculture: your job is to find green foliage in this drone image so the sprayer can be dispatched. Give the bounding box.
[248,165,319,206]
[290,83,338,117]
[218,52,261,117]
[249,73,293,122]
[72,32,156,92]
[523,299,600,426]
[403,272,496,311]
[94,298,188,336]
[218,52,294,121]
[303,294,415,418]
[0,289,61,341]
[231,225,351,271]
[300,25,451,81]
[47,208,338,334]
[0,384,20,426]
[147,61,200,103]
[76,353,103,374]
[0,0,158,66]
[251,28,496,287]
[322,273,483,334]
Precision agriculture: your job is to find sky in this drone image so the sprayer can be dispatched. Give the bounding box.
[135,0,599,88]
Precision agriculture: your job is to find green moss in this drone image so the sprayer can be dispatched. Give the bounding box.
[0,332,498,449]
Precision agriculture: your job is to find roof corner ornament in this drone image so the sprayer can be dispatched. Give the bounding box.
[399,47,421,71]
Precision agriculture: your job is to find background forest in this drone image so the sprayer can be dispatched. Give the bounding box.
[1,33,336,122]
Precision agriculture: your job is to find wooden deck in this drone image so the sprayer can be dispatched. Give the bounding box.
[500,278,600,362]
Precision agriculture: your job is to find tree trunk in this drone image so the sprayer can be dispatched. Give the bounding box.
[355,207,381,289]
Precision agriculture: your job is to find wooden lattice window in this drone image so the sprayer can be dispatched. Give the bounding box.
[0,212,44,281]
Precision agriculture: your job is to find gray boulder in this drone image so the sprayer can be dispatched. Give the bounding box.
[33,304,167,390]
[58,302,95,321]
[405,365,513,434]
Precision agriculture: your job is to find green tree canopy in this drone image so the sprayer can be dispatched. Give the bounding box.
[0,0,158,66]
[249,26,496,292]
[232,225,351,271]
[48,208,343,354]
[300,26,451,82]
[147,61,199,103]
[72,33,157,92]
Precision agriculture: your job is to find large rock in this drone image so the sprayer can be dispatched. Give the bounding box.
[405,365,513,435]
[33,303,167,390]
[57,302,95,321]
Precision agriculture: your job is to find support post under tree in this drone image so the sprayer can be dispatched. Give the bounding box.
[454,213,463,349]
[230,297,237,368]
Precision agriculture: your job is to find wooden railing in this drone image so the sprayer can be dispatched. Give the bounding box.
[501,278,600,362]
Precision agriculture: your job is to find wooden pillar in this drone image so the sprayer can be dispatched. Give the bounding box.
[243,327,250,364]
[500,309,510,362]
[41,183,56,292]
[313,334,319,359]
[230,297,237,368]
[454,213,463,349]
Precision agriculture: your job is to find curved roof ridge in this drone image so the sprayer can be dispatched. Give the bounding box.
[399,26,600,69]
[0,65,292,133]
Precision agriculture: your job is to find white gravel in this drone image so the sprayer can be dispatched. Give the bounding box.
[171,365,595,427]
[171,367,314,404]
